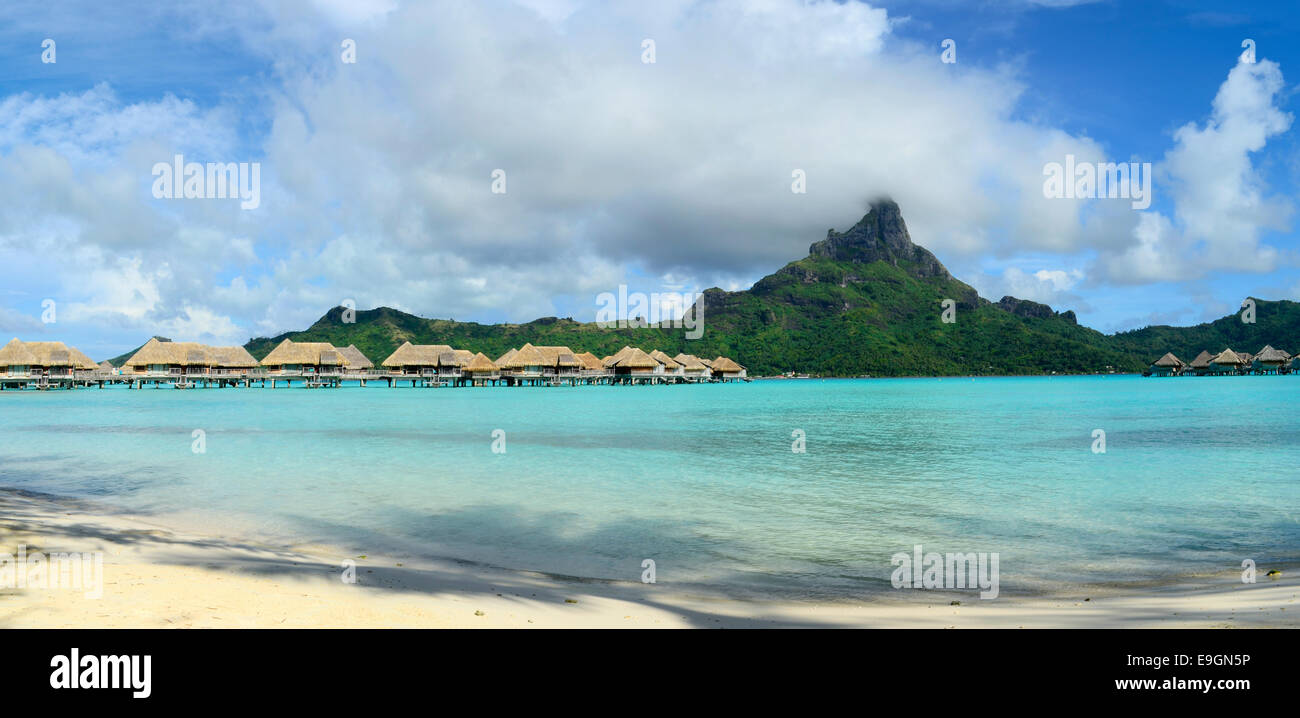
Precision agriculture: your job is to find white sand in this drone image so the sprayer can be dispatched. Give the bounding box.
[3,489,1297,628]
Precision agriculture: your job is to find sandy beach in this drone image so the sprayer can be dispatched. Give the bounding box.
[2,487,1296,629]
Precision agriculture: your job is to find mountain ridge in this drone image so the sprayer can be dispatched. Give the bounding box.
[124,200,1298,376]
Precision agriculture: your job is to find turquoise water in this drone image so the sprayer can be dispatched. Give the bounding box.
[2,376,1299,599]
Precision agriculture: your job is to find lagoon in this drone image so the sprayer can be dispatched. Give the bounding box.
[2,375,1297,600]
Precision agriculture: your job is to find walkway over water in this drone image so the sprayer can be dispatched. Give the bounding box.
[0,368,743,390]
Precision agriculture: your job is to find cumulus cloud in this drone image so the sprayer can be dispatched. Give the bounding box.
[0,84,259,345]
[1099,58,1293,284]
[965,264,1087,312]
[246,0,1107,308]
[0,0,1292,353]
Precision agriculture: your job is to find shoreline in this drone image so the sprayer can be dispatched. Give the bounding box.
[3,487,1297,628]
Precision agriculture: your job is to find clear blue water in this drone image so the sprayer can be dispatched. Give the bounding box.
[2,376,1298,599]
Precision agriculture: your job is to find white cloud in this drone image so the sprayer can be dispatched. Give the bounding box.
[0,0,1291,352]
[1098,58,1293,283]
[969,265,1085,308]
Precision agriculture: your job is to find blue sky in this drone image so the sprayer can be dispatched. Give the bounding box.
[0,0,1297,359]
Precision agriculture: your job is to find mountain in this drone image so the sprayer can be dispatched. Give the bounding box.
[686,200,1136,375]
[236,200,1298,376]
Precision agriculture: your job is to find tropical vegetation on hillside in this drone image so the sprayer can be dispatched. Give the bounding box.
[108,201,1300,377]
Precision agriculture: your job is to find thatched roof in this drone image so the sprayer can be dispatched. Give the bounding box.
[495,347,518,366]
[97,360,114,371]
[602,345,635,368]
[501,343,547,368]
[1211,349,1244,366]
[574,352,604,371]
[210,346,257,368]
[261,339,349,367]
[126,338,258,368]
[214,345,257,366]
[1255,345,1289,363]
[609,347,658,369]
[380,341,453,368]
[536,345,580,367]
[1237,351,1254,364]
[23,341,98,368]
[1189,350,1214,369]
[124,338,182,366]
[0,338,38,366]
[673,353,708,370]
[464,352,499,373]
[69,347,97,369]
[649,350,681,370]
[710,356,745,372]
[1152,352,1183,368]
[338,344,374,369]
[437,351,467,368]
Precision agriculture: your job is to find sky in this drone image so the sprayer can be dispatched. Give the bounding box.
[1,0,1298,360]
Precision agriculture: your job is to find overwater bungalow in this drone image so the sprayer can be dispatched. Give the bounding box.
[710,356,747,381]
[436,351,464,377]
[607,347,660,382]
[1208,349,1246,375]
[602,345,634,370]
[499,343,548,385]
[574,351,605,376]
[535,346,581,379]
[260,339,348,376]
[1,338,101,388]
[338,345,374,371]
[380,342,453,376]
[123,338,257,384]
[673,353,711,381]
[0,338,39,379]
[1252,345,1290,374]
[97,360,115,374]
[1188,350,1214,376]
[462,352,500,386]
[28,342,97,375]
[1149,352,1184,377]
[649,350,684,380]
[208,346,258,377]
